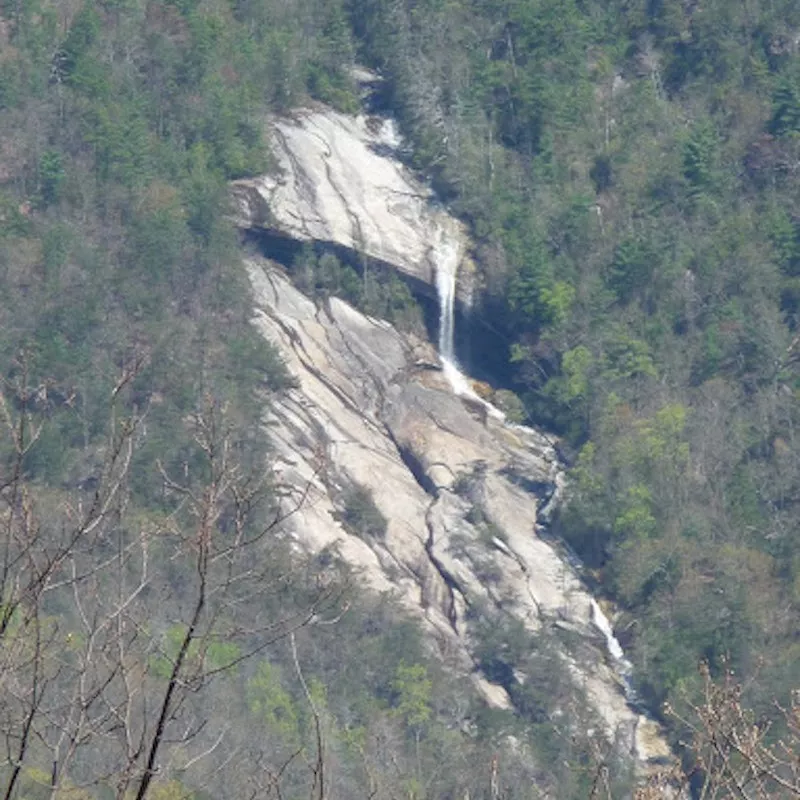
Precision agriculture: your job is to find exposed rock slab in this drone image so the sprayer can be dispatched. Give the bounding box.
[233,108,476,304]
[247,258,668,765]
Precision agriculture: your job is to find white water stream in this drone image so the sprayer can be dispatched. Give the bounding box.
[432,225,504,415]
[434,231,458,362]
[432,223,634,693]
[591,599,634,687]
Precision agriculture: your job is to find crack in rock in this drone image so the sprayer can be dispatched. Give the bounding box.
[423,497,467,633]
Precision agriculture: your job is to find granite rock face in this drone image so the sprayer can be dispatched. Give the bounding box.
[233,107,476,305]
[233,74,670,767]
[247,259,669,765]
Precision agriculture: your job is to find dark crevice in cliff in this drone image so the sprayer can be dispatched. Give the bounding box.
[392,436,439,498]
[243,229,440,301]
[242,228,503,379]
[423,500,465,633]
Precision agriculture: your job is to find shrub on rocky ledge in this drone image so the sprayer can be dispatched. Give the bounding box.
[338,482,388,540]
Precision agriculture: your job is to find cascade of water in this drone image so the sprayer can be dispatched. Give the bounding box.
[432,224,483,399]
[432,218,635,696]
[590,598,634,693]
[590,599,625,661]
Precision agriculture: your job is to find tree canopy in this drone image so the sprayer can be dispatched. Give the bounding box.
[2,0,800,795]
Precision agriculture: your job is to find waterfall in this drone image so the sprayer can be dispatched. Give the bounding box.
[433,230,459,363]
[431,221,636,697]
[432,227,512,417]
[590,599,626,661]
[432,224,481,399]
[590,599,634,694]
[432,221,505,409]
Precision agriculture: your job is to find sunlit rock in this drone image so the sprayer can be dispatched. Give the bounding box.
[246,259,669,765]
[232,106,476,305]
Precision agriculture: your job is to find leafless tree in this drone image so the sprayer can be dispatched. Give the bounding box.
[630,664,800,799]
[665,663,800,799]
[0,358,337,800]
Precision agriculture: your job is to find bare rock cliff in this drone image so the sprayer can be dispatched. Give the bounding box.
[233,107,476,305]
[234,77,670,766]
[247,260,669,765]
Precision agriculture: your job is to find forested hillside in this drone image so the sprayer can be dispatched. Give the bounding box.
[347,0,800,728]
[2,0,800,796]
[0,0,631,797]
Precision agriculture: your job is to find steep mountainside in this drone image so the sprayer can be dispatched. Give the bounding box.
[236,86,671,762]
[3,0,800,794]
[247,257,669,763]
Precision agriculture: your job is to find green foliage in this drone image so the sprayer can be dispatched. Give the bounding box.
[60,3,101,80]
[351,5,800,734]
[0,0,317,509]
[338,482,387,540]
[768,208,800,276]
[205,640,242,671]
[493,388,526,423]
[247,661,301,745]
[82,101,152,186]
[683,119,719,196]
[613,484,657,540]
[770,73,800,136]
[307,61,358,113]
[545,344,593,419]
[290,246,424,333]
[37,151,65,208]
[125,192,188,283]
[390,662,432,731]
[608,235,658,303]
[0,61,21,110]
[149,624,232,680]
[0,195,31,238]
[602,330,658,381]
[507,239,558,328]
